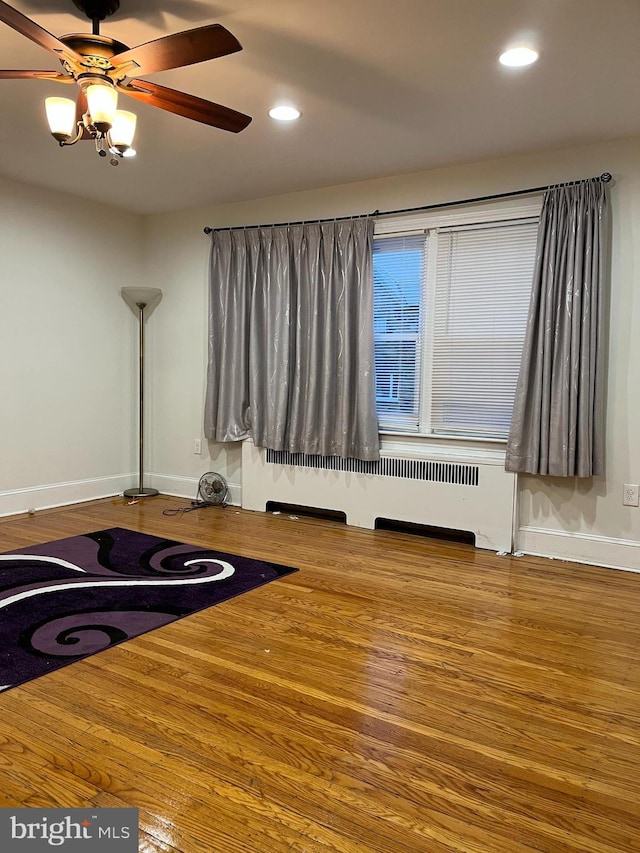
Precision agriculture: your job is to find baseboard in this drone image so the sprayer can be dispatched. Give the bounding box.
[149,473,241,506]
[4,475,635,573]
[0,473,241,520]
[0,474,133,518]
[517,525,640,573]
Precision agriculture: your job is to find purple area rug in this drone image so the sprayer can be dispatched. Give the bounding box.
[0,527,297,693]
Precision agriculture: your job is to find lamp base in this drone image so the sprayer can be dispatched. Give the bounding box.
[123,487,159,499]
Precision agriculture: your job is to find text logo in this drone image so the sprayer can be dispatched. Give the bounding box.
[0,809,138,851]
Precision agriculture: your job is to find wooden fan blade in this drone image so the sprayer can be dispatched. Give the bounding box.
[111,24,242,76]
[0,69,72,81]
[118,79,251,133]
[0,1,82,63]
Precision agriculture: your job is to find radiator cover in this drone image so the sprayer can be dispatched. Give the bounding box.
[241,440,515,552]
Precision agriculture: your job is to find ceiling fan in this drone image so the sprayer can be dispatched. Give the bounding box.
[0,0,252,160]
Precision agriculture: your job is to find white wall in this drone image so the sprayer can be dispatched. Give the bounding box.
[143,136,640,570]
[6,135,637,569]
[0,174,144,515]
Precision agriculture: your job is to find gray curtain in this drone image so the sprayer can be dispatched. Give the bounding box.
[204,218,380,461]
[505,179,609,477]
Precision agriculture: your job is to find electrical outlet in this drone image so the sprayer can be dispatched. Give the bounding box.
[193,438,202,455]
[623,484,639,507]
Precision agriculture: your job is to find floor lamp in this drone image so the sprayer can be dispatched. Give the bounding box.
[121,286,162,498]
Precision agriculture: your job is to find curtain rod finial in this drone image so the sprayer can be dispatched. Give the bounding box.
[601,172,612,183]
[203,227,213,235]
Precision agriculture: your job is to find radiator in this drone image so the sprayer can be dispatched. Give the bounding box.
[241,440,516,552]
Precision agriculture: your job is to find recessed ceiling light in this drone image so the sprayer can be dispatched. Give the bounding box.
[269,105,301,121]
[499,47,539,67]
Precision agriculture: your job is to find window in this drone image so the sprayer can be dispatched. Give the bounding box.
[373,204,539,440]
[373,234,425,429]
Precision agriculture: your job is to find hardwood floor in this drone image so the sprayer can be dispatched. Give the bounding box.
[0,495,639,852]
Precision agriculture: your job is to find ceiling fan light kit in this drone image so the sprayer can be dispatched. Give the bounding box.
[0,0,252,166]
[45,82,135,162]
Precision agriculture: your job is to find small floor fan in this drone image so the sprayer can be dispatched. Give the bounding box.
[162,471,229,516]
[194,472,229,508]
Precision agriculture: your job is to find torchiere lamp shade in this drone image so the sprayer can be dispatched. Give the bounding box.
[121,286,162,316]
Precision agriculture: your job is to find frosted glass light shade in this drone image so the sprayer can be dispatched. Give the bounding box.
[110,110,137,152]
[86,84,118,131]
[121,287,162,318]
[45,97,76,141]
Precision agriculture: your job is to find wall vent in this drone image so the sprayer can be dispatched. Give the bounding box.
[265,449,479,486]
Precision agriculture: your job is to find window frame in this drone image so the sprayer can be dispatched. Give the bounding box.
[373,197,542,445]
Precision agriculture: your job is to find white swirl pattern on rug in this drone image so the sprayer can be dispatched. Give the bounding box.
[0,555,235,612]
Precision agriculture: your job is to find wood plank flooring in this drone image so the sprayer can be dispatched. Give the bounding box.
[0,495,639,852]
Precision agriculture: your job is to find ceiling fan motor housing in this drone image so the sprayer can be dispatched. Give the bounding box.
[73,1,120,21]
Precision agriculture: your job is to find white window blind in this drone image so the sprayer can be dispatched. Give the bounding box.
[431,219,538,438]
[373,212,539,440]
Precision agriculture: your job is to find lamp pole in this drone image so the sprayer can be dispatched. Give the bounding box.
[121,286,162,498]
[125,299,157,498]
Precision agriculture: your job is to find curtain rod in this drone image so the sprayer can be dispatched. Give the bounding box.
[202,172,612,235]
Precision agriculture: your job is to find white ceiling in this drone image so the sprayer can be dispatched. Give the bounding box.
[0,0,638,215]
